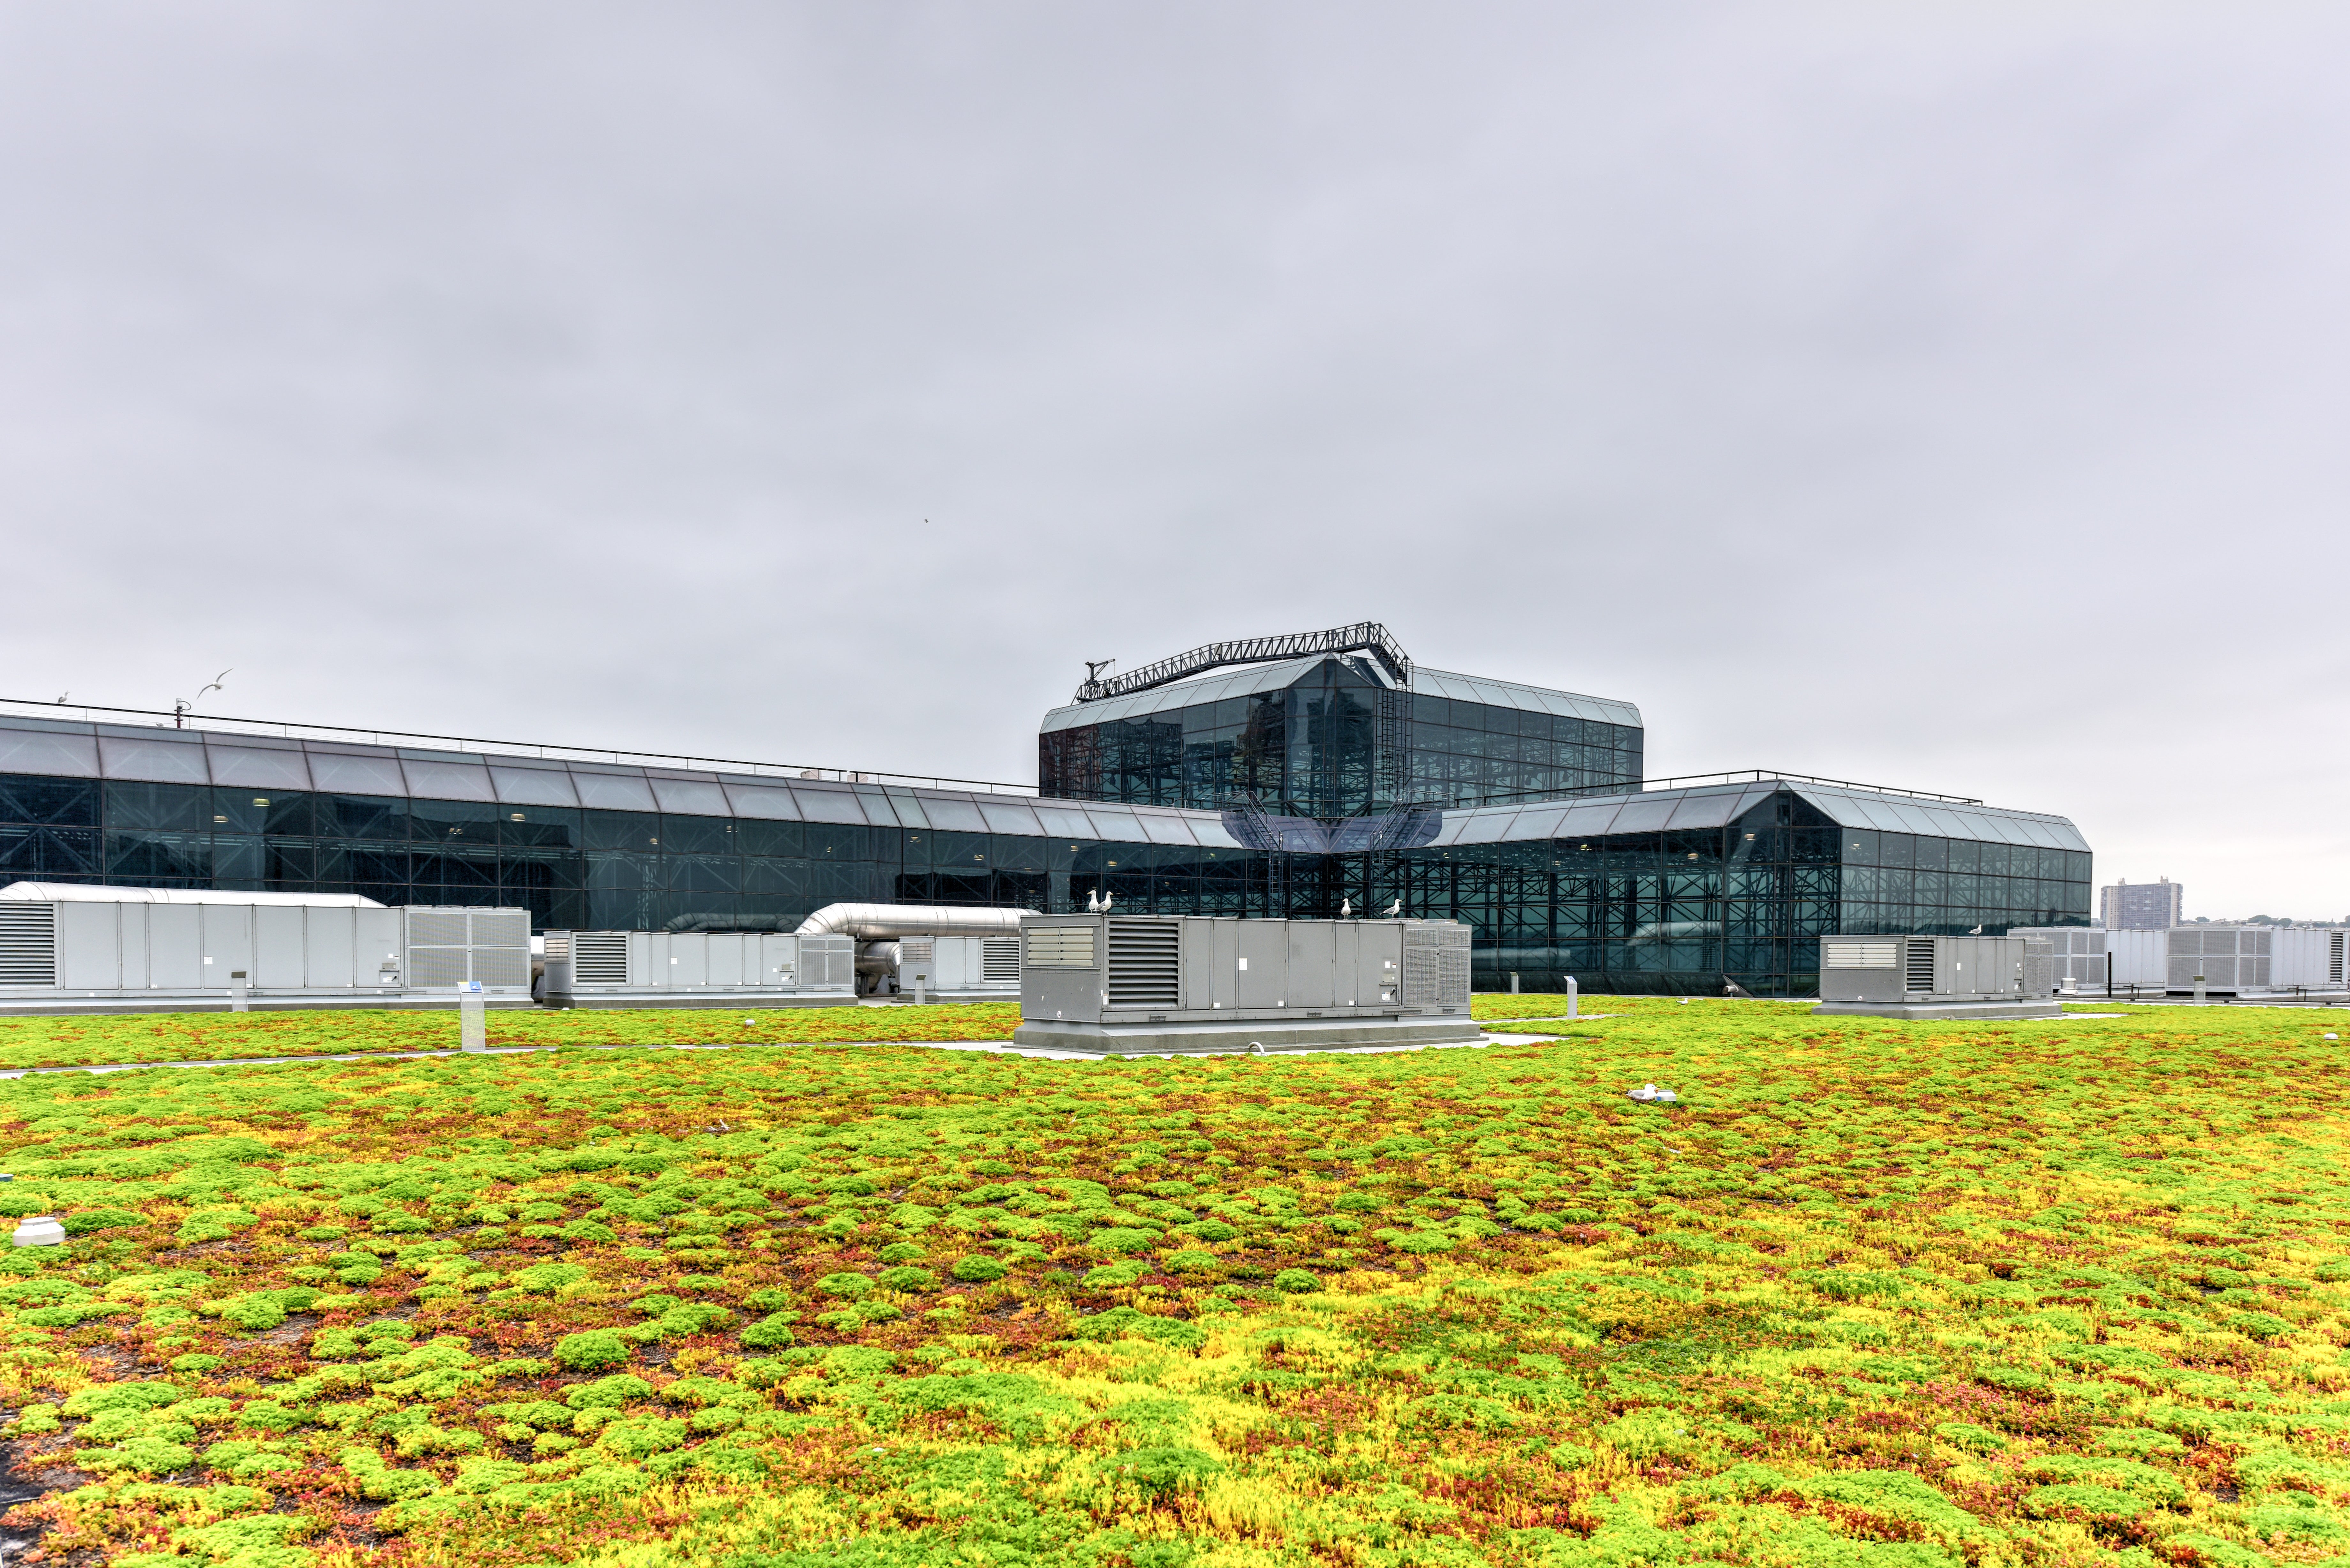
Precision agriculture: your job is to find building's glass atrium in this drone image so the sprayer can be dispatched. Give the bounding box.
[0,629,2089,997]
[1039,654,1644,815]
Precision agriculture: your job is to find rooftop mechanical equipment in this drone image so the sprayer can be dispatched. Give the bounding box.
[1012,913,1478,1054]
[1813,934,2059,1020]
[0,884,532,1016]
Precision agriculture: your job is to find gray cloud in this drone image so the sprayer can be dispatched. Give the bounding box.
[3,3,2344,914]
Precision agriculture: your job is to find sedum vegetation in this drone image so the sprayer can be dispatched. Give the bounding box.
[0,1000,2342,1565]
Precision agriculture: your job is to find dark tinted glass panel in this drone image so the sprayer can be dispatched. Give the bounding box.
[500,808,581,848]
[262,794,316,836]
[738,819,803,858]
[213,836,262,880]
[584,810,660,851]
[103,832,209,884]
[410,797,497,843]
[3,774,100,826]
[264,839,315,882]
[341,847,410,885]
[665,854,740,893]
[318,795,408,841]
[587,852,654,892]
[659,815,736,855]
[105,781,209,834]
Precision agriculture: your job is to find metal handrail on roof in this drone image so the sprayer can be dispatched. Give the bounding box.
[1074,622,1411,703]
[1458,770,1987,808]
[0,696,1039,797]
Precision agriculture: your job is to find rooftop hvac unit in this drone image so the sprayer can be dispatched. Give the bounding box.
[0,898,532,1015]
[1814,934,2060,1019]
[859,933,1024,997]
[1012,914,1479,1054]
[538,930,855,1008]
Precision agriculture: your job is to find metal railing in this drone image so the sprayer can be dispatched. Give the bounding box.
[1452,769,1986,809]
[1073,622,1411,703]
[0,696,1040,797]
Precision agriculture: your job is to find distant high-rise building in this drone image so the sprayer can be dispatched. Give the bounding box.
[2103,878,2183,931]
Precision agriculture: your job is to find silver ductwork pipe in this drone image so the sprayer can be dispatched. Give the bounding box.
[794,903,1039,939]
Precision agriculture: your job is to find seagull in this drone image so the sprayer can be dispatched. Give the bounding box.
[1100,891,1115,912]
[1968,925,1984,935]
[1384,900,1402,917]
[1086,889,1101,912]
[1340,899,1352,918]
[1629,1083,1660,1102]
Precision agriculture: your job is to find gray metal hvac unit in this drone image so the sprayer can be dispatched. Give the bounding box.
[881,935,1020,998]
[0,900,532,1015]
[1813,934,2060,1020]
[2161,926,2345,996]
[538,930,856,1008]
[1011,914,1479,1053]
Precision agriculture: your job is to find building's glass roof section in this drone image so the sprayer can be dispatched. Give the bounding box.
[0,712,1252,850]
[1423,780,2089,853]
[1038,657,1642,734]
[0,712,2081,855]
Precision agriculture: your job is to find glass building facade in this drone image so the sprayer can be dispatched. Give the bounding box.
[1039,655,1643,816]
[0,708,2089,998]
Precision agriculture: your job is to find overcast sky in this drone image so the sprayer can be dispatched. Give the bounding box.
[3,4,2345,916]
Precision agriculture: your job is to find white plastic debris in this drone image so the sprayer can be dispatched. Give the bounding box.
[2327,1033,2340,1041]
[11,1216,64,1248]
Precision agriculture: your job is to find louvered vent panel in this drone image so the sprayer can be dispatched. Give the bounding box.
[543,932,572,960]
[1025,927,1097,968]
[1823,940,1896,970]
[471,910,530,948]
[0,904,57,987]
[1403,923,1470,1005]
[407,911,469,947]
[408,948,469,986]
[2332,932,2344,985]
[1105,920,1179,1008]
[901,940,935,963]
[473,947,529,986]
[573,933,628,985]
[982,937,1021,982]
[1903,938,1936,993]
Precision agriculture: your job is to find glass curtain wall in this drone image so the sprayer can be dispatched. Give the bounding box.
[1,773,2085,997]
[1039,660,1644,815]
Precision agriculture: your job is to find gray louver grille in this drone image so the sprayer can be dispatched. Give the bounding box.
[408,947,469,986]
[1105,920,1179,1008]
[1403,922,1471,1005]
[982,936,1020,982]
[901,940,935,963]
[0,903,57,987]
[573,933,628,985]
[1904,937,1936,993]
[407,910,469,947]
[2333,932,2345,986]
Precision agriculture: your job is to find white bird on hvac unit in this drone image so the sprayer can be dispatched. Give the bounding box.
[1339,899,1352,918]
[1968,925,1983,935]
[1086,889,1101,912]
[1385,900,1402,917]
[1101,891,1115,912]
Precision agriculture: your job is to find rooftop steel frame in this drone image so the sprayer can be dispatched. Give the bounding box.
[1073,622,1412,703]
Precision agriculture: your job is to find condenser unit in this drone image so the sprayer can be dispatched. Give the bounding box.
[1012,914,1479,1054]
[537,930,855,1008]
[0,896,532,1016]
[1813,934,2060,1019]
